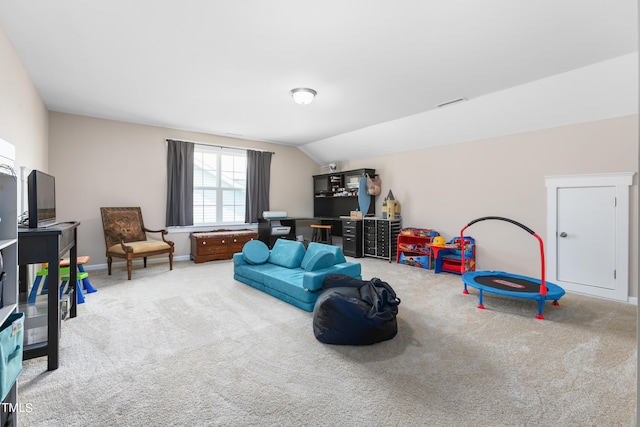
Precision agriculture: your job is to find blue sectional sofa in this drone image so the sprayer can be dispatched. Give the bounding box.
[233,239,362,311]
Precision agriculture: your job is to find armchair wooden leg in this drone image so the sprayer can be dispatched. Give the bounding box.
[169,253,173,270]
[127,260,132,280]
[107,257,112,275]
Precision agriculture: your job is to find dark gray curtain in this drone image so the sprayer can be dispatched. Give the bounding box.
[245,150,272,223]
[166,139,194,226]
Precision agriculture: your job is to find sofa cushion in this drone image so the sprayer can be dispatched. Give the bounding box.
[235,262,290,284]
[329,262,362,278]
[301,242,347,269]
[242,240,270,265]
[304,251,335,272]
[262,269,317,304]
[269,239,306,268]
[303,262,362,292]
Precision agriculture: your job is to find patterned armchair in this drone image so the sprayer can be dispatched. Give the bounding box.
[100,207,174,280]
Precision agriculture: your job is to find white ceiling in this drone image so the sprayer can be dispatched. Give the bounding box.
[0,1,637,164]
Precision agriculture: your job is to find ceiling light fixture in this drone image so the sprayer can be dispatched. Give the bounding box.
[290,87,317,105]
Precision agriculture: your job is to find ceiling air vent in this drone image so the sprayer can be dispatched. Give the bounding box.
[437,97,467,108]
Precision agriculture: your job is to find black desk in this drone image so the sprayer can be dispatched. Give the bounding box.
[258,218,296,248]
[18,221,79,371]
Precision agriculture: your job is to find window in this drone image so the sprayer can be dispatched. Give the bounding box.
[193,145,246,225]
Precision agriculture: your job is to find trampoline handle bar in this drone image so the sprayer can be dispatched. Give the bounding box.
[465,216,535,235]
[460,216,547,297]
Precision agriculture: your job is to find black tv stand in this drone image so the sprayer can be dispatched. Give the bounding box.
[18,221,80,371]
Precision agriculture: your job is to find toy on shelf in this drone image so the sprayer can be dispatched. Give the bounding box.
[396,228,439,269]
[382,190,401,219]
[433,236,476,274]
[400,227,435,238]
[432,236,446,246]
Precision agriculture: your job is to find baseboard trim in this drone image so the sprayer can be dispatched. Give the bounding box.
[83,255,191,272]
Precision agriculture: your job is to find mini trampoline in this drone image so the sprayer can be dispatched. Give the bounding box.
[460,216,565,319]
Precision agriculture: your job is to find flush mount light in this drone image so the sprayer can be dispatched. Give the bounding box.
[290,87,317,105]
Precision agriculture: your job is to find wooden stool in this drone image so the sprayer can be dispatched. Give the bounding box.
[310,224,333,245]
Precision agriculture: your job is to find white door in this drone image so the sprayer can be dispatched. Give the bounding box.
[546,173,633,302]
[556,186,615,290]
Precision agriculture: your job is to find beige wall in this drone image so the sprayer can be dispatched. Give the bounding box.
[48,112,319,264]
[48,113,639,299]
[340,115,639,298]
[0,26,48,208]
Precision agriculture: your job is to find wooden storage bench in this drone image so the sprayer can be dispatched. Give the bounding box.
[189,229,258,263]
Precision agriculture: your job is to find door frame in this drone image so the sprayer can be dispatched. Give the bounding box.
[545,172,634,302]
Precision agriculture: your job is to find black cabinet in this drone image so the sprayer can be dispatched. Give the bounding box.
[342,219,363,257]
[258,218,297,248]
[313,168,375,218]
[19,222,79,371]
[363,218,401,262]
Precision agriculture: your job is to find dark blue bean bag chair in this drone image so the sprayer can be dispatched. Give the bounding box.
[313,274,400,345]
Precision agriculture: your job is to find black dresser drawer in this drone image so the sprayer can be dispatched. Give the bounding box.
[343,225,356,237]
[342,237,361,257]
[378,221,390,232]
[343,236,358,249]
[342,219,363,258]
[343,219,359,228]
[364,246,376,256]
[377,233,391,243]
[377,246,390,257]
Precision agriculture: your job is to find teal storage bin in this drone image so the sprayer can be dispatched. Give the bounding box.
[0,312,24,401]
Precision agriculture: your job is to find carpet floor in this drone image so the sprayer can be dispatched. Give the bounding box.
[16,257,637,426]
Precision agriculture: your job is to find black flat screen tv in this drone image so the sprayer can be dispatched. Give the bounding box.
[28,170,56,228]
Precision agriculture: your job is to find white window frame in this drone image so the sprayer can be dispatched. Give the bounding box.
[193,145,247,226]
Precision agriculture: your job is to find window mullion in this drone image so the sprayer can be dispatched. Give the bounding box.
[217,153,222,222]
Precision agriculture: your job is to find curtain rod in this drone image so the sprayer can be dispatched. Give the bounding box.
[165,138,275,154]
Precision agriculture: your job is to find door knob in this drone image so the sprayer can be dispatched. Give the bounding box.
[559,232,568,238]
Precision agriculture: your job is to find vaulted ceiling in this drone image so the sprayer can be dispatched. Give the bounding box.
[0,1,637,164]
